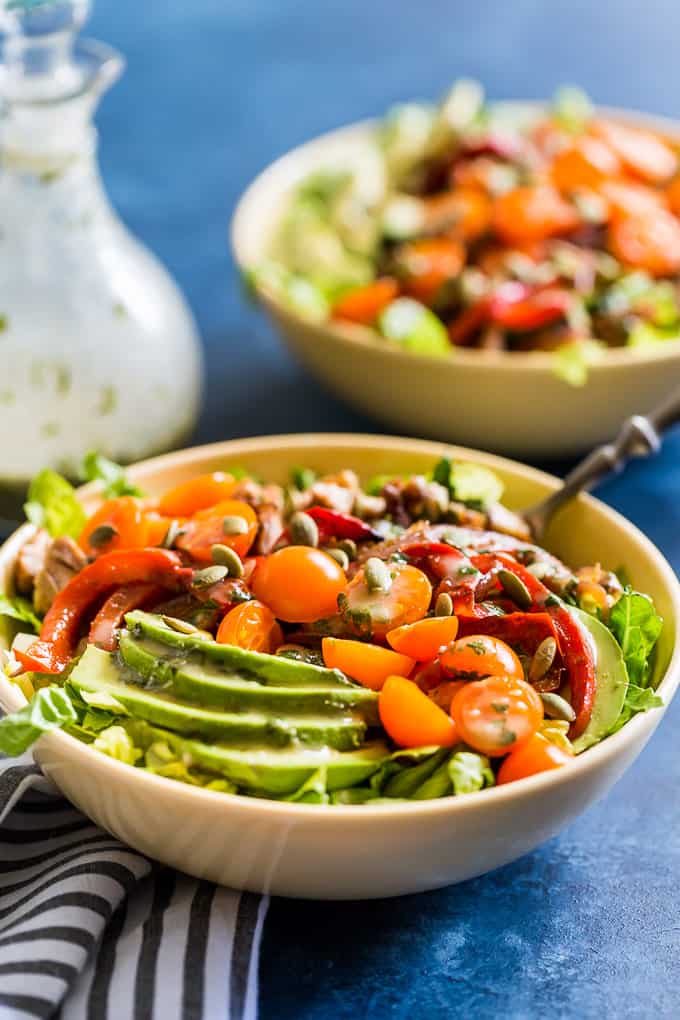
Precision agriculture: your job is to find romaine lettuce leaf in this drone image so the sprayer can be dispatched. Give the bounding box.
[0,594,41,633]
[79,451,143,498]
[0,687,76,756]
[93,725,142,765]
[448,750,495,795]
[607,590,664,733]
[24,469,86,538]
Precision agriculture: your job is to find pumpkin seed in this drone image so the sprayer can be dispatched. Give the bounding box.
[88,524,118,548]
[192,564,229,588]
[161,519,183,549]
[539,692,576,723]
[210,545,244,578]
[435,592,454,617]
[289,511,319,548]
[527,561,551,580]
[498,569,532,610]
[364,556,392,594]
[222,515,249,536]
[529,636,557,683]
[337,538,357,561]
[162,615,199,635]
[324,546,349,571]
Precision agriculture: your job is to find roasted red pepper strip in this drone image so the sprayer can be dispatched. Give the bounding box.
[89,583,165,652]
[18,549,192,674]
[493,555,595,738]
[488,282,571,332]
[401,541,468,582]
[304,507,382,542]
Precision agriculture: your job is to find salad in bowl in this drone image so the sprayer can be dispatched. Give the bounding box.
[0,448,664,805]
[248,80,680,384]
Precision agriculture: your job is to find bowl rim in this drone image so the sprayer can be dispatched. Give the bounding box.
[230,100,680,375]
[2,431,679,822]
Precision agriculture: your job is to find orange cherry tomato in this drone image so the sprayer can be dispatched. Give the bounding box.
[428,679,465,712]
[143,512,178,547]
[451,675,543,757]
[339,563,432,638]
[332,278,400,325]
[599,179,666,219]
[158,472,237,517]
[379,675,458,748]
[666,176,680,217]
[216,599,283,654]
[423,188,493,243]
[439,634,524,682]
[497,732,573,784]
[551,136,620,193]
[176,499,258,564]
[386,615,459,661]
[493,185,579,245]
[322,637,414,691]
[250,546,347,623]
[396,237,466,305]
[79,497,148,557]
[608,208,680,276]
[593,119,677,183]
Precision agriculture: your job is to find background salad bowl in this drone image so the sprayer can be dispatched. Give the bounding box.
[1,434,679,899]
[232,104,680,458]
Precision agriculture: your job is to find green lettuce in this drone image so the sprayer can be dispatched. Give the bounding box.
[330,746,495,803]
[0,594,41,633]
[607,590,664,732]
[0,687,76,756]
[378,298,450,357]
[552,339,605,387]
[93,725,142,765]
[79,451,143,498]
[448,750,495,795]
[24,469,86,538]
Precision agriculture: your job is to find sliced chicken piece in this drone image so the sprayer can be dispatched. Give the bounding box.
[33,537,88,616]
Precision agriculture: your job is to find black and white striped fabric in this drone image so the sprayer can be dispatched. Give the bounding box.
[0,754,268,1020]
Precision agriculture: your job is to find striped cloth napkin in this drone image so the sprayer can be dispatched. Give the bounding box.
[0,753,268,1020]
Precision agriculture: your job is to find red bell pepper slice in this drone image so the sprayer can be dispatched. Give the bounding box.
[447,298,490,346]
[89,583,165,652]
[304,507,382,542]
[488,282,571,332]
[18,549,192,674]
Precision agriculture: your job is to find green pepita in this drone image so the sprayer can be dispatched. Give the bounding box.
[539,692,576,723]
[88,524,118,548]
[289,511,319,548]
[435,592,454,617]
[222,515,249,537]
[364,557,392,594]
[337,538,357,561]
[324,546,349,571]
[162,615,199,635]
[210,545,244,578]
[161,519,183,549]
[498,569,532,610]
[529,636,558,683]
[192,564,229,588]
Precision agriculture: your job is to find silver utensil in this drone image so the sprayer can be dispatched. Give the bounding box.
[523,387,680,541]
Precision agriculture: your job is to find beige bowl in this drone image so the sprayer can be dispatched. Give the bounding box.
[1,434,679,899]
[231,108,680,458]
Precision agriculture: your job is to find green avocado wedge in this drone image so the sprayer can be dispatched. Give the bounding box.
[124,611,353,688]
[125,718,389,796]
[69,646,367,751]
[569,606,629,754]
[118,633,379,724]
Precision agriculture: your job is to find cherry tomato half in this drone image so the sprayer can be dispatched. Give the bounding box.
[176,499,258,564]
[493,186,579,246]
[497,731,573,784]
[396,237,466,305]
[439,634,524,682]
[79,497,147,557]
[158,472,237,517]
[379,675,458,748]
[451,675,543,757]
[216,599,283,654]
[551,136,620,193]
[608,208,680,276]
[251,546,347,623]
[322,637,414,691]
[386,615,459,661]
[339,562,432,637]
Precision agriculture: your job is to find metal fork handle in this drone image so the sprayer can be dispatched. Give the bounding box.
[523,413,664,540]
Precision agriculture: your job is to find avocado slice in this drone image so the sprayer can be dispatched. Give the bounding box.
[70,646,367,751]
[127,718,389,796]
[569,606,629,754]
[124,611,352,688]
[118,633,379,724]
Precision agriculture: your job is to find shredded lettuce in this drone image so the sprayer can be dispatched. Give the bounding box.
[607,590,663,732]
[24,469,86,539]
[0,687,76,756]
[79,451,143,498]
[330,746,494,803]
[93,725,142,765]
[0,594,41,633]
[552,339,605,387]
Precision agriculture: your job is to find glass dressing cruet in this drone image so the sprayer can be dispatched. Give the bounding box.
[0,0,203,514]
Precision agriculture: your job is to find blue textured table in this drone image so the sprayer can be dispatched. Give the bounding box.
[91,2,680,1016]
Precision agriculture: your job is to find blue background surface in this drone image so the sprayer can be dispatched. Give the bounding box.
[89,2,680,1016]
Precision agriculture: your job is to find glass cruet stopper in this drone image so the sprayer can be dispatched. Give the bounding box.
[0,0,202,516]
